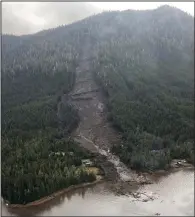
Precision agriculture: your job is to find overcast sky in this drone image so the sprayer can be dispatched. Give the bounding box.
[90,2,194,15]
[2,2,194,35]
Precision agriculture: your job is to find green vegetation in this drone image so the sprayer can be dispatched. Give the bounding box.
[2,33,95,205]
[91,7,194,171]
[2,132,95,204]
[2,5,194,204]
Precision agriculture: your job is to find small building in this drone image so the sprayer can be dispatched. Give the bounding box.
[98,103,104,112]
[151,150,160,153]
[56,152,65,156]
[49,152,65,157]
[81,159,93,167]
[151,149,163,154]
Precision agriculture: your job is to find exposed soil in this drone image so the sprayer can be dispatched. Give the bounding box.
[65,39,195,196]
[66,38,159,191]
[3,41,194,217]
[70,58,121,153]
[67,38,123,183]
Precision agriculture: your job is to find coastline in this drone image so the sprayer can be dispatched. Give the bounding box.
[6,159,194,209]
[3,167,194,217]
[5,161,108,209]
[8,176,104,208]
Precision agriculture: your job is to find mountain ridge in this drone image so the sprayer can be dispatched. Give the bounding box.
[2,5,194,204]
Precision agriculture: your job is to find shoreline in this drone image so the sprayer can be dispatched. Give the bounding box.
[3,167,194,217]
[5,161,108,209]
[8,177,104,209]
[5,160,194,209]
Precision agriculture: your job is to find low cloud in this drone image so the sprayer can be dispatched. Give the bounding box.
[2,2,101,35]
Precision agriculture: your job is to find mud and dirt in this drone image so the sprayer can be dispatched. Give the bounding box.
[2,38,194,217]
[66,38,125,184]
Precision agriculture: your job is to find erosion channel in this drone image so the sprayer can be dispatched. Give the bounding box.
[2,39,194,217]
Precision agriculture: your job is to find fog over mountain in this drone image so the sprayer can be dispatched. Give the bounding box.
[2,2,194,36]
[2,2,101,35]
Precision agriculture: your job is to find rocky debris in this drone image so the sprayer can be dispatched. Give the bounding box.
[171,159,192,168]
[74,136,98,153]
[136,174,153,185]
[109,180,139,196]
[71,96,93,101]
[69,40,132,185]
[107,187,159,202]
[155,213,161,216]
[94,154,119,182]
[131,191,158,202]
[97,102,104,112]
[71,88,99,97]
[75,79,94,84]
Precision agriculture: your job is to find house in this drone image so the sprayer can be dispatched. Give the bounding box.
[69,152,74,156]
[81,159,93,167]
[49,152,65,157]
[55,152,65,156]
[151,149,163,154]
[151,150,160,153]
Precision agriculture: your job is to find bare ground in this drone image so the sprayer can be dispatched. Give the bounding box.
[66,39,159,194]
[70,58,121,153]
[66,41,153,189]
[66,41,123,182]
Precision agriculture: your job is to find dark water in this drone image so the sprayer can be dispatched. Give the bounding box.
[2,169,194,216]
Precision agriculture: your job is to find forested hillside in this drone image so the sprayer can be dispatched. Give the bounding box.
[2,5,194,204]
[91,6,194,170]
[2,23,96,204]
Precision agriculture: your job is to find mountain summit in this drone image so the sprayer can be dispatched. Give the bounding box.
[2,6,194,205]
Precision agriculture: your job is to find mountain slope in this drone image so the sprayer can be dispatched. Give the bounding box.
[90,7,194,170]
[2,5,194,204]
